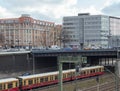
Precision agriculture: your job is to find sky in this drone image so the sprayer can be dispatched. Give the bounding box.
[0,0,120,24]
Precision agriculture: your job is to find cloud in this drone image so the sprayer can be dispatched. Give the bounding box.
[79,6,102,15]
[0,0,79,23]
[1,0,120,24]
[0,6,16,18]
[102,1,120,16]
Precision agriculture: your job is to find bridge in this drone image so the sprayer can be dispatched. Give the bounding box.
[31,49,120,66]
[31,49,118,57]
[0,49,119,78]
[31,49,120,76]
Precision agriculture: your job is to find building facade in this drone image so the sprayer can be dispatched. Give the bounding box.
[109,35,120,48]
[63,13,120,49]
[0,14,61,48]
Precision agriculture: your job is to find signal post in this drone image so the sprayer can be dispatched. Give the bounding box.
[58,55,86,91]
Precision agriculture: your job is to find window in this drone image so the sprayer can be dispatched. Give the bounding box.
[3,84,5,90]
[34,79,37,84]
[40,78,44,82]
[8,83,13,89]
[55,75,58,80]
[28,80,33,85]
[83,71,86,74]
[24,80,26,85]
[90,70,93,73]
[99,68,102,72]
[63,74,66,78]
[50,76,53,81]
[96,69,98,72]
[37,78,40,83]
[67,73,70,77]
[15,82,18,87]
[0,84,2,90]
[72,72,75,76]
[45,77,48,82]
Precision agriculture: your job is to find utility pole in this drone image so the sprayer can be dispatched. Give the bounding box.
[96,76,99,91]
[115,49,120,91]
[58,56,85,91]
[32,54,35,74]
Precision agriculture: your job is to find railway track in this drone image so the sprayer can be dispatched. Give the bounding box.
[30,73,118,91]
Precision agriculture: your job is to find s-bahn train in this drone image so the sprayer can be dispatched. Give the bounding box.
[0,66,104,91]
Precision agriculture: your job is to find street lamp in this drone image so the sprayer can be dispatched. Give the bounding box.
[29,41,31,50]
[106,34,112,49]
[16,39,20,50]
[116,37,119,48]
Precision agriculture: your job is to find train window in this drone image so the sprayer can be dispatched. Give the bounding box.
[40,78,44,82]
[24,80,26,86]
[8,83,13,89]
[99,68,101,72]
[45,77,48,82]
[15,82,18,87]
[55,75,58,80]
[87,70,89,74]
[93,69,95,73]
[63,74,66,78]
[28,80,33,85]
[72,72,75,76]
[34,79,37,84]
[68,73,71,77]
[96,69,98,72]
[0,84,2,90]
[3,84,5,90]
[83,71,86,74]
[37,78,40,83]
[50,76,53,81]
[90,70,93,73]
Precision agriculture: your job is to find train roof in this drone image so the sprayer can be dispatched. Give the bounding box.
[82,65,103,70]
[0,78,18,83]
[18,66,104,79]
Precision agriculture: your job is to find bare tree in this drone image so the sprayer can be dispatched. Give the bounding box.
[0,33,5,46]
[60,30,71,47]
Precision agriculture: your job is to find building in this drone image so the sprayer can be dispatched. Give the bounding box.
[0,14,57,48]
[54,25,62,47]
[109,35,120,48]
[63,13,120,49]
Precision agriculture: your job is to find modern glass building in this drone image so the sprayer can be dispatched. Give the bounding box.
[63,13,120,49]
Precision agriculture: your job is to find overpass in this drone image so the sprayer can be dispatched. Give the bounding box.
[31,49,120,66]
[0,49,119,78]
[31,49,120,75]
[31,49,118,57]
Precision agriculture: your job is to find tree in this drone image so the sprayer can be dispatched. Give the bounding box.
[0,33,5,46]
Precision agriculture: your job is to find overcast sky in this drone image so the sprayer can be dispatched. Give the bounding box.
[0,0,120,24]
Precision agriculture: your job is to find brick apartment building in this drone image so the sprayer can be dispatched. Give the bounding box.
[0,14,62,48]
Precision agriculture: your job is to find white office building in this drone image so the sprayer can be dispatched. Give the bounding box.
[63,13,120,49]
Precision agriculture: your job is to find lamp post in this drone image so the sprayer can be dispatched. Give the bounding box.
[116,38,119,48]
[16,39,20,51]
[29,41,31,50]
[107,34,112,49]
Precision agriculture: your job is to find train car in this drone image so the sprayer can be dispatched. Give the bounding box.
[18,65,104,90]
[17,71,59,90]
[63,66,104,80]
[77,66,104,79]
[0,78,19,91]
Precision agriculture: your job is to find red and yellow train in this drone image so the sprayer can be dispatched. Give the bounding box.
[0,66,104,91]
